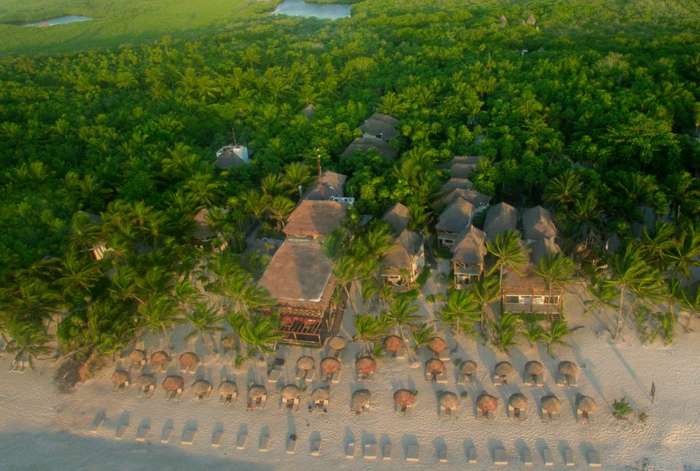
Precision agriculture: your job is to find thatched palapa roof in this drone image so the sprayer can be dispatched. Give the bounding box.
[495,361,514,377]
[304,171,347,201]
[436,197,474,234]
[477,393,498,412]
[283,200,346,239]
[508,393,529,411]
[484,202,518,241]
[440,177,473,194]
[452,226,487,273]
[530,237,561,264]
[441,188,492,209]
[522,205,557,240]
[461,360,478,375]
[359,113,399,142]
[258,239,336,311]
[382,202,411,235]
[380,229,423,275]
[525,360,545,376]
[341,135,397,159]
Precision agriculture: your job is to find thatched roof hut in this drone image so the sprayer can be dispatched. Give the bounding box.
[426,358,446,375]
[112,370,130,388]
[351,389,371,414]
[341,135,397,160]
[384,335,403,353]
[150,351,171,370]
[320,357,342,375]
[296,356,315,372]
[305,171,347,201]
[393,389,417,410]
[495,361,514,378]
[429,337,448,355]
[283,200,346,239]
[359,113,399,142]
[327,336,347,352]
[476,393,498,414]
[484,202,518,241]
[380,229,423,278]
[179,352,199,371]
[541,395,561,417]
[452,225,487,277]
[461,360,478,376]
[439,391,459,413]
[440,177,473,194]
[436,198,474,242]
[441,188,492,209]
[444,156,484,178]
[162,375,184,392]
[522,205,557,241]
[356,356,377,376]
[382,202,411,236]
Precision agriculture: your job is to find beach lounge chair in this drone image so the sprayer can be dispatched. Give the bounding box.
[364,442,377,460]
[466,445,477,464]
[492,445,508,465]
[258,431,270,452]
[563,447,575,466]
[236,428,248,449]
[405,443,419,462]
[286,434,297,454]
[542,446,554,466]
[135,420,150,443]
[309,436,321,456]
[181,426,196,445]
[211,427,224,448]
[382,440,392,460]
[587,449,602,468]
[345,439,355,459]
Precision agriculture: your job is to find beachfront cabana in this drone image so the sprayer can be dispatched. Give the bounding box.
[351,389,371,414]
[283,200,347,239]
[304,171,347,201]
[379,229,425,287]
[576,395,598,422]
[178,352,199,373]
[451,225,487,287]
[476,393,498,418]
[484,202,518,241]
[522,205,557,242]
[493,361,515,385]
[359,113,399,142]
[247,385,268,410]
[523,360,545,386]
[162,375,185,399]
[382,202,411,236]
[192,379,213,400]
[440,188,492,211]
[440,177,473,194]
[439,391,459,416]
[541,395,562,419]
[111,370,130,390]
[436,197,474,247]
[341,135,398,160]
[393,389,418,414]
[218,381,238,404]
[508,393,529,419]
[356,356,377,380]
[557,361,579,387]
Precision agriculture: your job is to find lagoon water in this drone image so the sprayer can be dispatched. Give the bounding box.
[23,15,92,27]
[273,0,350,20]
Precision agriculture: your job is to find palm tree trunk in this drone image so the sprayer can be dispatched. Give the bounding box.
[499,266,504,314]
[614,287,625,340]
[344,283,357,316]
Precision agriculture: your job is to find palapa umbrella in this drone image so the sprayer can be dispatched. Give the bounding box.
[495,361,514,378]
[576,395,597,416]
[541,395,561,417]
[179,352,199,372]
[328,336,348,352]
[137,373,156,395]
[281,384,301,401]
[384,335,403,354]
[525,360,544,377]
[351,389,371,414]
[320,357,341,375]
[221,334,236,352]
[150,351,171,370]
[394,389,417,411]
[439,391,459,413]
[218,381,238,402]
[296,356,315,372]
[476,393,498,415]
[558,361,578,377]
[429,337,448,355]
[128,349,147,367]
[355,356,377,377]
[162,375,185,396]
[426,358,446,375]
[461,360,478,376]
[192,379,212,399]
[311,387,330,404]
[111,370,130,388]
[508,393,528,417]
[249,384,267,400]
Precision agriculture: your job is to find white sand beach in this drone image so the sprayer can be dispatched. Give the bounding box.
[1,282,699,471]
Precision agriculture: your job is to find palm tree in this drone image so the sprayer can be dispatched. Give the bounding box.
[185,303,223,353]
[334,255,363,315]
[521,318,544,347]
[606,244,666,339]
[411,323,436,354]
[571,191,602,249]
[639,222,677,270]
[282,162,313,199]
[534,253,576,320]
[469,275,500,336]
[439,288,481,338]
[544,171,582,208]
[208,257,273,318]
[487,230,529,308]
[137,295,182,347]
[353,314,386,355]
[490,312,519,353]
[540,318,571,356]
[237,315,282,362]
[383,297,420,344]
[669,225,700,279]
[3,319,51,370]
[267,195,295,233]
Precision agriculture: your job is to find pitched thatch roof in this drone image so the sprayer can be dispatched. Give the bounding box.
[380,229,423,275]
[576,395,597,414]
[439,391,459,410]
[436,197,474,234]
[524,360,545,376]
[509,393,529,411]
[382,202,411,235]
[341,135,397,159]
[452,226,487,271]
[522,206,557,240]
[283,200,346,238]
[305,171,347,201]
[258,239,336,309]
[558,361,579,377]
[477,393,498,412]
[484,202,518,240]
[461,360,478,375]
[446,155,484,168]
[495,361,514,377]
[359,113,400,142]
[441,188,492,209]
[502,265,556,295]
[530,237,561,264]
[541,395,561,415]
[440,177,473,194]
[393,389,417,408]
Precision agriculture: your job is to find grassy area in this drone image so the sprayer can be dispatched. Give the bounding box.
[0,0,281,55]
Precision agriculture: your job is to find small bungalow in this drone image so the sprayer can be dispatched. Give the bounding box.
[522,205,557,241]
[258,239,344,346]
[341,135,398,160]
[441,188,492,211]
[382,202,411,236]
[484,202,518,241]
[359,113,400,142]
[304,171,347,201]
[283,200,347,239]
[379,229,425,287]
[440,177,473,194]
[451,225,487,287]
[215,144,249,169]
[436,197,475,247]
[441,156,484,178]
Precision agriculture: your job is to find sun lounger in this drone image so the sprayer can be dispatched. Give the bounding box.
[438,351,451,362]
[563,447,575,466]
[258,432,270,452]
[436,442,448,463]
[586,449,602,468]
[267,367,281,383]
[330,370,342,384]
[286,434,297,454]
[135,421,150,442]
[160,422,173,444]
[382,441,392,460]
[466,445,477,464]
[521,447,533,466]
[405,443,419,462]
[493,446,508,465]
[236,429,248,449]
[89,411,105,433]
[345,440,355,458]
[211,428,224,448]
[181,426,196,445]
[542,446,554,466]
[364,442,377,460]
[115,422,128,440]
[309,436,321,456]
